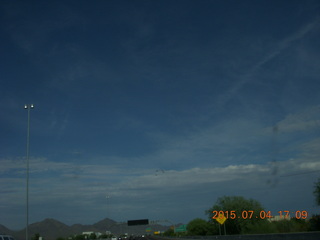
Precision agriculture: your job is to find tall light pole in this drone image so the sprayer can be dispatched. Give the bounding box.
[106,195,110,216]
[24,104,34,240]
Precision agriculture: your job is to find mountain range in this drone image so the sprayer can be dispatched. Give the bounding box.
[0,218,170,240]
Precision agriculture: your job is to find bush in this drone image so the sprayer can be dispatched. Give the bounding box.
[243,221,277,234]
[309,214,320,231]
[187,218,218,236]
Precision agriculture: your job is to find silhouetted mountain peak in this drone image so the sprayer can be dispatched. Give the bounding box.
[0,224,13,235]
[93,218,116,229]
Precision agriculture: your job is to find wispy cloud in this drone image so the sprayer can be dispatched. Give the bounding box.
[260,105,320,134]
[2,148,319,201]
[275,105,320,133]
[219,16,320,106]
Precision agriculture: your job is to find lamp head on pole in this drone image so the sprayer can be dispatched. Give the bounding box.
[24,104,34,109]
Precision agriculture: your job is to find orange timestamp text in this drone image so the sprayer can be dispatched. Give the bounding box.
[212,210,308,220]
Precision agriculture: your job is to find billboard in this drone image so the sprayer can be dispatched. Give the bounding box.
[127,219,149,226]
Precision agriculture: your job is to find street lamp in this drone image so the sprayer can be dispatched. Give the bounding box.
[24,104,34,240]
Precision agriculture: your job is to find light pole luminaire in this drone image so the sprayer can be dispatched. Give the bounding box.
[24,104,34,240]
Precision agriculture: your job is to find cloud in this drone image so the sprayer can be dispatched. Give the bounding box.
[218,16,320,107]
[260,105,320,134]
[276,106,320,133]
[2,144,320,228]
[120,164,269,193]
[145,117,267,169]
[254,16,320,72]
[2,151,319,201]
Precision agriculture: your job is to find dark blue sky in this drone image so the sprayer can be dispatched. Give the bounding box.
[1,0,320,230]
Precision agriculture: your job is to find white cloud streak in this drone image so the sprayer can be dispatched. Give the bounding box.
[276,105,320,133]
[258,105,320,136]
[2,151,319,203]
[219,16,320,106]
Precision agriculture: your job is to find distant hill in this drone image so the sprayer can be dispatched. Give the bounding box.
[0,224,15,236]
[92,218,116,231]
[1,218,169,240]
[13,218,76,240]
